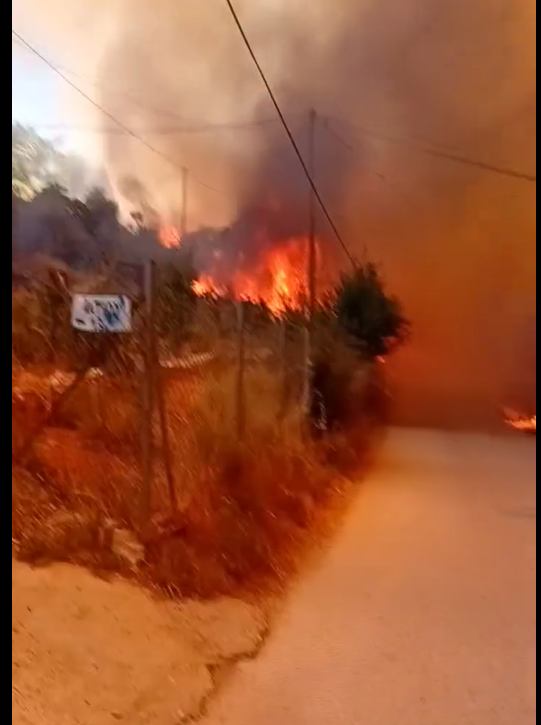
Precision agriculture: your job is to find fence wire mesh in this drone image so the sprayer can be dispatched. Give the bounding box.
[12,261,308,528]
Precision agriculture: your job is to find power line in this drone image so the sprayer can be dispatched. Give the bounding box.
[20,117,284,135]
[13,30,536,184]
[327,114,537,184]
[12,29,224,196]
[221,0,356,266]
[322,118,429,255]
[51,66,191,123]
[13,34,284,134]
[322,120,418,209]
[12,35,192,123]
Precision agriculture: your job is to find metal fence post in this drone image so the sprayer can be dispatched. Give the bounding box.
[153,264,178,514]
[235,300,246,440]
[140,260,156,527]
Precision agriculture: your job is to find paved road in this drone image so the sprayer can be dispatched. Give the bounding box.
[204,429,537,725]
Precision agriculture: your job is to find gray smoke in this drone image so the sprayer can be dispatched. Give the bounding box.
[11,189,176,267]
[13,0,537,427]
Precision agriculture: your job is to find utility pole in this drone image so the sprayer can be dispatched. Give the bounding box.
[307,108,317,320]
[303,108,317,418]
[180,167,188,241]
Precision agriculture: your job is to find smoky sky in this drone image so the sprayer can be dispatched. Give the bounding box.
[13,0,537,427]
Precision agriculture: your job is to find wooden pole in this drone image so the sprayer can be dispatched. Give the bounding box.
[303,109,317,416]
[307,108,317,321]
[235,300,246,440]
[140,260,156,526]
[156,372,178,513]
[278,315,288,421]
[153,274,178,514]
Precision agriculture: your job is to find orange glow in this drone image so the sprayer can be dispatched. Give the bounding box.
[504,409,536,433]
[192,236,313,315]
[192,274,226,297]
[159,224,181,248]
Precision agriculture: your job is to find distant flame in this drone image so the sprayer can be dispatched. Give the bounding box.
[159,225,181,248]
[504,409,536,433]
[192,236,314,315]
[192,274,225,298]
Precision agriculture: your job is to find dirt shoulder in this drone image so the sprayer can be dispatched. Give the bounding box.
[12,559,267,725]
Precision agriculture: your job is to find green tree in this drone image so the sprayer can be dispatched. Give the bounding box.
[333,263,409,358]
[12,123,63,199]
[12,123,98,200]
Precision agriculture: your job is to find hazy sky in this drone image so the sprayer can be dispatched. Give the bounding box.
[12,39,87,152]
[13,43,60,123]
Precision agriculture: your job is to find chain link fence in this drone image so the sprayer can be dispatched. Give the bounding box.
[12,260,312,528]
[13,258,392,597]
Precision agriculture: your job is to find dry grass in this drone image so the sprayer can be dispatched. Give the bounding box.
[12,358,377,599]
[12,288,52,365]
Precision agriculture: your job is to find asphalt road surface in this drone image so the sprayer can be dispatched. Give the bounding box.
[203,428,537,725]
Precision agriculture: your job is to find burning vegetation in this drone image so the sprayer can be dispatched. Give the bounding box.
[191,235,318,315]
[11,0,536,599]
[158,224,181,249]
[12,0,537,429]
[180,204,339,315]
[504,409,537,435]
[154,203,335,316]
[12,193,409,596]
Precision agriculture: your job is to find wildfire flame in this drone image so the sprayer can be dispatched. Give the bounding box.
[157,211,332,315]
[192,236,314,315]
[192,274,225,298]
[504,408,537,433]
[159,225,181,248]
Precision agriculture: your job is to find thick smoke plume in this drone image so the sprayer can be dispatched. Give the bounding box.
[13,0,536,427]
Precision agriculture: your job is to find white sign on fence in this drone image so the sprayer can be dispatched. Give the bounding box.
[71,294,132,333]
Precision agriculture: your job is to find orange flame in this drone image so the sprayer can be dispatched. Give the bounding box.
[192,236,312,315]
[504,409,536,433]
[192,274,226,298]
[159,225,181,248]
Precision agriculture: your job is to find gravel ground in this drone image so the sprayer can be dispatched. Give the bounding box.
[12,562,266,725]
[202,428,537,725]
